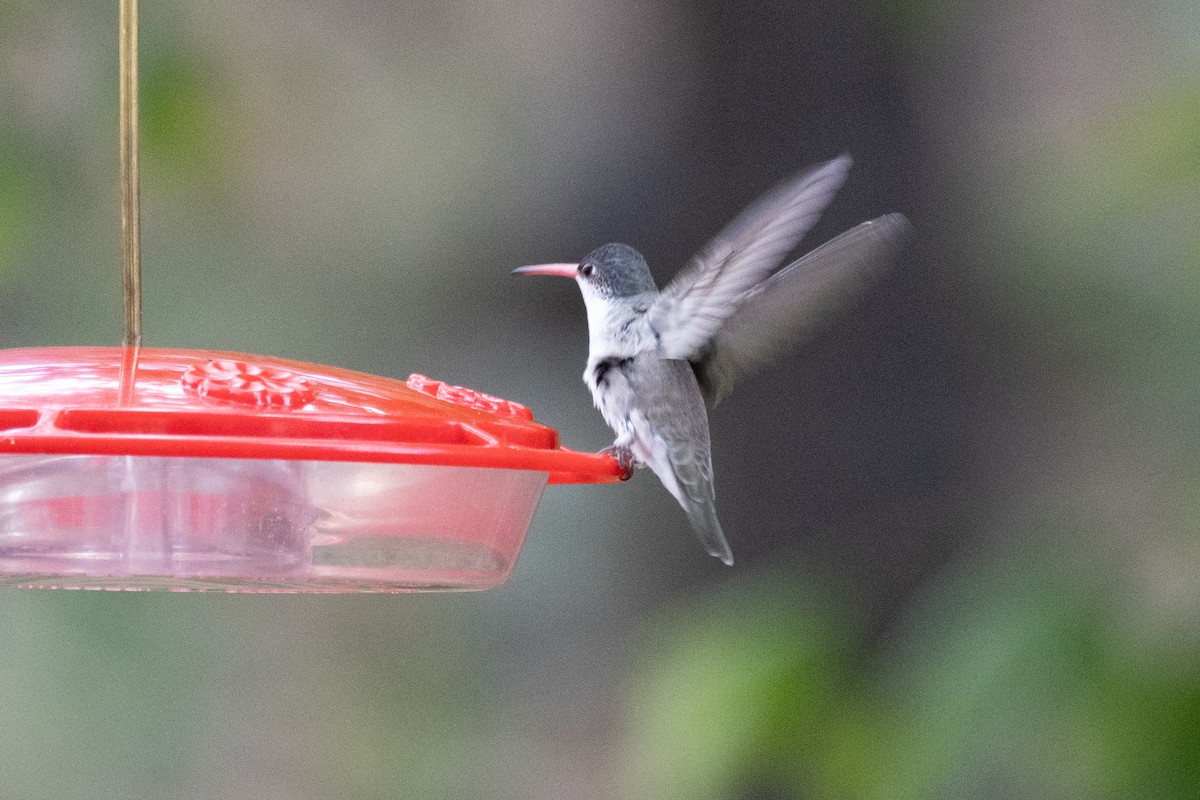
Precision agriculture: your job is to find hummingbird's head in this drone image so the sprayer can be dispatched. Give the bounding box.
[512,243,658,301]
[578,243,658,299]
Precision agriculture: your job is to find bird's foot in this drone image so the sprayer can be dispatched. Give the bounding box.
[600,444,637,480]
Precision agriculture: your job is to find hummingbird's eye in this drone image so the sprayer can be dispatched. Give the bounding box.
[579,263,595,278]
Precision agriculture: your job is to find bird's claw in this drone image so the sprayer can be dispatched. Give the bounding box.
[600,445,637,480]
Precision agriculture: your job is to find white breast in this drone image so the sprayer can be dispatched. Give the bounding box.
[584,354,636,446]
[578,289,660,446]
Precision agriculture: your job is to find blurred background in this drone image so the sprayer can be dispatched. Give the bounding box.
[1,0,1197,797]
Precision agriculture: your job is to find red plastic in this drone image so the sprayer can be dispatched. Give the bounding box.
[0,347,623,485]
[181,358,317,409]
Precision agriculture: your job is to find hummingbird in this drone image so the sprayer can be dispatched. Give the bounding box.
[514,155,909,565]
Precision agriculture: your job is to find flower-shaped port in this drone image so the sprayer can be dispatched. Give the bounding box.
[407,374,533,420]
[182,359,316,410]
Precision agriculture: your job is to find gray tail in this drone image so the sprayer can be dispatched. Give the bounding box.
[685,500,734,566]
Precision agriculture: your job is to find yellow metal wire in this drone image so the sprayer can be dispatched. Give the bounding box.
[119,0,141,348]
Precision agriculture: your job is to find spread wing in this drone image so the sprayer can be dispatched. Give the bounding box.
[647,154,852,360]
[694,213,911,407]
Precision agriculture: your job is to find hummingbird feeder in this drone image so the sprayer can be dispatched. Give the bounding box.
[0,2,622,592]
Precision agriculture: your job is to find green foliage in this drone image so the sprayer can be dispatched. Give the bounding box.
[0,155,34,274]
[621,581,859,799]
[138,42,235,199]
[621,554,1200,800]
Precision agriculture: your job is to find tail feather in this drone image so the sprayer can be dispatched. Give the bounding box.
[684,499,734,566]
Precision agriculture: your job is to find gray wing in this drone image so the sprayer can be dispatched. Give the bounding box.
[648,154,852,360]
[694,213,911,407]
[630,357,733,565]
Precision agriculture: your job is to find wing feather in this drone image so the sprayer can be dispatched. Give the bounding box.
[648,154,853,359]
[695,213,911,407]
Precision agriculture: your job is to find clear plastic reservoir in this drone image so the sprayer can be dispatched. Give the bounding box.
[0,455,547,591]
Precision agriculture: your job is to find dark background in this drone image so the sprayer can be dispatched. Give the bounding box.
[0,0,1196,797]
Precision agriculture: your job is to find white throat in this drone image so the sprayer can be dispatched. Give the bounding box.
[578,281,654,359]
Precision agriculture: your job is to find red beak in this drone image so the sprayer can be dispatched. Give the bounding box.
[511,263,578,278]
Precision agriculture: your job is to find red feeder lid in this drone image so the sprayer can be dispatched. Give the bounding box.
[0,347,623,485]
